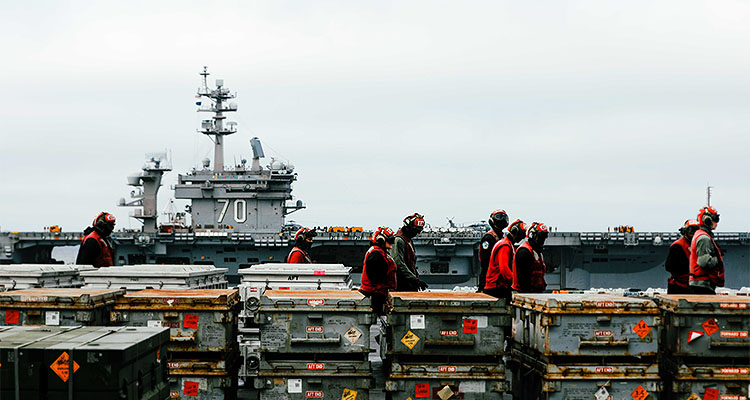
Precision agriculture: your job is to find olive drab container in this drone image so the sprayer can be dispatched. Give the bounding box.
[0,325,169,400]
[0,288,124,327]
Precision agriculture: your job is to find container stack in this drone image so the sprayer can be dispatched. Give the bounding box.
[656,294,750,400]
[0,325,170,400]
[0,288,124,326]
[0,264,90,290]
[511,293,663,400]
[383,292,510,400]
[111,288,241,400]
[81,264,229,291]
[253,290,374,400]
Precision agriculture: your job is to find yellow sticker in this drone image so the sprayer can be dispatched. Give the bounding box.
[342,388,357,400]
[406,397,413,400]
[686,394,700,400]
[401,330,420,349]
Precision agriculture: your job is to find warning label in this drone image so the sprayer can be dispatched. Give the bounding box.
[702,318,719,336]
[307,363,325,370]
[344,326,362,344]
[631,385,648,400]
[440,330,458,337]
[720,303,748,309]
[594,330,613,337]
[595,367,614,374]
[183,314,199,329]
[719,331,748,338]
[308,299,325,306]
[704,388,719,400]
[341,388,357,400]
[306,326,324,333]
[415,383,430,398]
[438,366,457,373]
[721,368,749,374]
[50,352,80,383]
[463,318,478,334]
[306,391,324,398]
[633,320,651,339]
[4,310,19,324]
[401,331,420,349]
[183,380,199,396]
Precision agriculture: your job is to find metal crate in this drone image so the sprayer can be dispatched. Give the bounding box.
[512,293,661,358]
[0,264,86,289]
[254,374,373,400]
[385,377,507,400]
[0,288,124,326]
[111,288,240,353]
[255,290,372,355]
[662,357,750,400]
[657,294,750,359]
[81,264,229,291]
[0,325,169,400]
[169,374,238,400]
[386,292,509,357]
[239,264,353,286]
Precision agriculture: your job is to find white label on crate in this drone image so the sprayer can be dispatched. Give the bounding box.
[306,391,324,398]
[459,381,485,393]
[594,386,610,400]
[21,296,48,302]
[467,316,488,328]
[307,299,325,306]
[437,385,454,400]
[147,320,162,328]
[344,326,362,344]
[288,379,303,393]
[410,314,425,330]
[720,331,748,338]
[45,311,60,326]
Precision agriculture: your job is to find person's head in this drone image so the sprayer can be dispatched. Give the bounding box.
[93,212,116,236]
[372,227,396,249]
[527,222,549,248]
[294,228,317,250]
[402,213,425,238]
[488,210,509,234]
[507,219,527,244]
[678,219,701,240]
[697,206,720,230]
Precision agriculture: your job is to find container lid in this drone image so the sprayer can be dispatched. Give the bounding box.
[117,288,239,309]
[389,291,506,313]
[656,294,750,314]
[80,264,228,278]
[0,264,80,277]
[512,293,659,313]
[260,290,370,310]
[0,288,124,308]
[0,326,79,348]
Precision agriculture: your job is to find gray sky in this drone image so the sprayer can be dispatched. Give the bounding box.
[1,1,749,232]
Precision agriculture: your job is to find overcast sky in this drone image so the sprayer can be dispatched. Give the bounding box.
[1,1,749,233]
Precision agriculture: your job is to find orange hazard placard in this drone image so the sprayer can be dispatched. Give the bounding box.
[183,314,199,329]
[633,320,651,339]
[463,318,478,334]
[415,383,430,398]
[4,310,19,324]
[183,380,199,396]
[631,385,648,400]
[50,352,80,382]
[702,318,719,336]
[703,388,719,400]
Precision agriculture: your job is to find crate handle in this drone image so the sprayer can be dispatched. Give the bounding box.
[129,298,151,306]
[693,367,713,376]
[336,365,357,373]
[274,300,296,308]
[561,302,583,310]
[624,367,645,376]
[336,300,356,308]
[273,365,295,372]
[693,303,715,311]
[710,340,749,348]
[561,368,583,377]
[290,334,341,344]
[0,297,13,304]
[470,302,491,309]
[579,339,629,347]
[191,298,213,305]
[189,363,212,370]
[424,338,475,347]
[406,366,427,374]
[469,366,490,374]
[624,303,645,311]
[407,301,429,308]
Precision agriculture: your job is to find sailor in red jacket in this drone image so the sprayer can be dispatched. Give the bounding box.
[484,219,526,301]
[359,227,398,315]
[665,219,699,294]
[512,222,548,293]
[689,206,725,294]
[76,212,116,268]
[478,210,509,292]
[286,228,316,263]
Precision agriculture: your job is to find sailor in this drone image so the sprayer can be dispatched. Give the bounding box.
[665,219,700,294]
[689,206,725,294]
[76,212,116,268]
[478,210,509,291]
[484,219,527,301]
[391,213,429,291]
[359,227,398,315]
[286,228,316,263]
[512,222,549,293]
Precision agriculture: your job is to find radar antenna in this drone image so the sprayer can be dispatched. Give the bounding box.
[706,183,713,207]
[196,67,238,172]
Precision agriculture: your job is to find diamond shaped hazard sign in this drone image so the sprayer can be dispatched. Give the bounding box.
[702,318,719,336]
[50,352,79,382]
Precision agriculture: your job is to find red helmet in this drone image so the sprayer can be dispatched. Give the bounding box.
[697,206,720,227]
[93,212,116,228]
[372,227,395,246]
[527,222,549,245]
[488,210,509,231]
[679,219,700,237]
[294,228,316,241]
[507,219,527,242]
[403,213,425,233]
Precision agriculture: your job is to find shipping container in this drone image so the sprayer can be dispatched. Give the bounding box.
[512,293,661,358]
[385,292,509,357]
[657,294,750,359]
[111,288,240,354]
[0,288,124,326]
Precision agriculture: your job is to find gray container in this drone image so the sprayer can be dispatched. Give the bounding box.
[255,290,372,355]
[254,374,373,400]
[386,292,509,357]
[0,288,124,326]
[239,263,353,285]
[385,377,507,400]
[111,288,240,354]
[259,359,371,377]
[657,294,750,358]
[0,264,85,290]
[169,373,238,400]
[662,357,750,400]
[512,293,661,357]
[81,264,228,291]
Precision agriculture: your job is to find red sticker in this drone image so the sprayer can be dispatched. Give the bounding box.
[183,314,199,329]
[415,383,430,398]
[702,318,719,336]
[720,331,748,338]
[313,270,326,276]
[5,310,19,324]
[183,380,199,396]
[463,318,478,334]
[631,385,649,400]
[688,330,704,343]
[704,388,719,400]
[633,320,651,339]
[721,368,749,374]
[438,366,457,373]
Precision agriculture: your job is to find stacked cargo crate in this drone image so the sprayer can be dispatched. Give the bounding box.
[0,264,91,290]
[656,294,750,400]
[111,288,241,400]
[81,264,229,292]
[0,325,170,400]
[0,288,123,327]
[511,294,663,400]
[253,290,374,400]
[383,292,511,400]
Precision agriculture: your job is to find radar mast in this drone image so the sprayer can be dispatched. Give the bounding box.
[197,66,238,171]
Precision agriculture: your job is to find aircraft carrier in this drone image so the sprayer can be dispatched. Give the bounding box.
[1,68,748,289]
